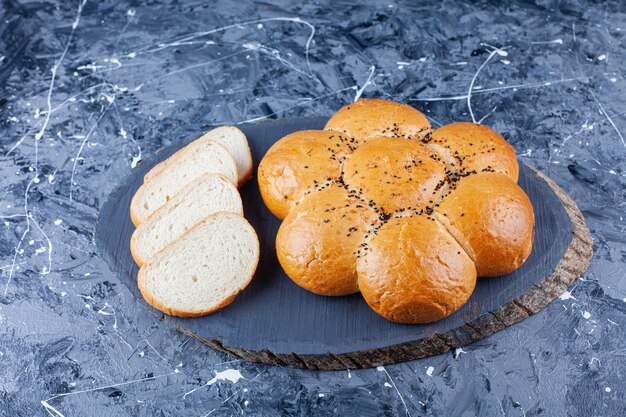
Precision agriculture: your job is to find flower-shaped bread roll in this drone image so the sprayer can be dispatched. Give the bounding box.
[258,98,534,323]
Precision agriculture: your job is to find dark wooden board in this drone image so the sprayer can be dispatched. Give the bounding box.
[95,117,593,370]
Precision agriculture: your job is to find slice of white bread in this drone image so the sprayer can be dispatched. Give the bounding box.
[145,127,253,186]
[130,173,243,266]
[130,141,237,226]
[138,212,260,317]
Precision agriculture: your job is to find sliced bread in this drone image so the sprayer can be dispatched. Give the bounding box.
[145,126,253,186]
[130,173,243,266]
[130,141,237,226]
[138,212,260,317]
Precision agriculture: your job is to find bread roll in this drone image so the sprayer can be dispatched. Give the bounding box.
[430,122,519,182]
[276,184,379,296]
[357,215,476,323]
[342,136,447,214]
[257,130,353,220]
[435,172,534,277]
[256,98,534,323]
[325,98,431,144]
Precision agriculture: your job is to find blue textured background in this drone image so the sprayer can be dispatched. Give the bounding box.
[1,0,624,415]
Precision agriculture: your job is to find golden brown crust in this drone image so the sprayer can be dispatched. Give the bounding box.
[357,215,477,324]
[257,130,354,220]
[129,232,145,268]
[137,212,260,318]
[435,172,534,277]
[276,184,380,296]
[325,98,432,144]
[129,195,143,227]
[342,136,447,214]
[237,145,254,187]
[430,122,519,182]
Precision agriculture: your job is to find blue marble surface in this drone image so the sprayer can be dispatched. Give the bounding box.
[0,0,624,415]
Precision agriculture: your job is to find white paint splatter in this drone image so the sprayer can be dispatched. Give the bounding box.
[353,65,376,102]
[182,369,245,399]
[467,45,508,123]
[531,39,563,45]
[426,366,434,376]
[209,369,244,385]
[384,382,392,388]
[318,393,325,397]
[376,366,410,416]
[605,387,611,392]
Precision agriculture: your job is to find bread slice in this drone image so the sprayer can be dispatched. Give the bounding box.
[138,212,259,317]
[130,141,237,226]
[130,173,243,266]
[145,126,253,186]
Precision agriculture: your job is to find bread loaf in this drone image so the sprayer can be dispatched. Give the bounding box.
[130,173,243,266]
[435,172,534,277]
[357,216,476,323]
[257,130,353,220]
[325,98,431,143]
[259,98,534,323]
[276,184,379,296]
[342,136,447,213]
[429,122,519,182]
[138,212,259,317]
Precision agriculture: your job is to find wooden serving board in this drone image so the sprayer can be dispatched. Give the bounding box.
[95,117,593,370]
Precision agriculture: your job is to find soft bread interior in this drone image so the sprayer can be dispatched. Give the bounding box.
[131,141,237,225]
[138,212,259,317]
[131,173,243,265]
[145,127,251,185]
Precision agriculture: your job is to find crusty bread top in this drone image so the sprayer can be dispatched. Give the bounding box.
[325,98,432,144]
[357,215,477,323]
[342,136,447,214]
[257,98,533,323]
[276,184,379,296]
[430,122,519,182]
[436,172,534,277]
[257,130,354,220]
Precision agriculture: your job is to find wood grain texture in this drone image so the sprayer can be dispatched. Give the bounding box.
[95,118,593,370]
